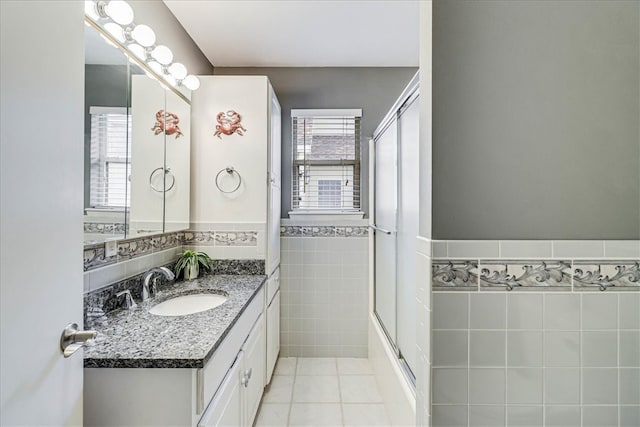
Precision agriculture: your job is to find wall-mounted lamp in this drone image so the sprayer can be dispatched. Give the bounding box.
[85,0,200,91]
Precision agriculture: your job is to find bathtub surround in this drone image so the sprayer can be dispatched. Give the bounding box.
[431,240,640,427]
[279,222,369,358]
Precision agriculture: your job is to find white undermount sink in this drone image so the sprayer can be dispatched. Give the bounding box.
[149,294,228,316]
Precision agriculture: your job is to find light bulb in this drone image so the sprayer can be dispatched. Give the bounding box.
[151,45,173,65]
[168,63,187,80]
[147,61,163,75]
[131,24,155,47]
[105,1,134,26]
[128,43,147,60]
[104,22,125,43]
[85,1,100,20]
[182,75,200,91]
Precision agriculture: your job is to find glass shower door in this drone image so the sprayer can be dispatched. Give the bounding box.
[373,119,398,344]
[373,81,419,382]
[396,95,419,377]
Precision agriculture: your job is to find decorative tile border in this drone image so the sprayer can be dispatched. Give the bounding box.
[84,259,266,327]
[432,261,479,291]
[479,261,572,291]
[433,259,640,292]
[280,225,368,237]
[182,231,259,246]
[214,231,258,246]
[84,222,127,234]
[84,229,260,271]
[573,261,640,291]
[84,243,117,271]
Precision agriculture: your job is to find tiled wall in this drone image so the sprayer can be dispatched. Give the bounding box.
[431,240,640,427]
[280,225,369,358]
[83,227,263,294]
[416,236,432,427]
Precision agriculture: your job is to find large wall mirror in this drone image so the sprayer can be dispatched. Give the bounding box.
[83,21,190,245]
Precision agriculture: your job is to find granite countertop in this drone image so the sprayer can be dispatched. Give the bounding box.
[84,274,266,369]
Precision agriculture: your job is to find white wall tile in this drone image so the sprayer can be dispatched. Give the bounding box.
[280,235,369,358]
[416,236,431,256]
[603,240,640,258]
[432,240,448,258]
[552,240,605,258]
[447,240,500,258]
[499,240,553,258]
[83,272,91,293]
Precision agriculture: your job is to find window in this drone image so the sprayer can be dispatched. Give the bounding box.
[291,109,362,211]
[89,106,131,209]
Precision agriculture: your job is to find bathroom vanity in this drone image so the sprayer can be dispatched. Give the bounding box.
[84,275,268,426]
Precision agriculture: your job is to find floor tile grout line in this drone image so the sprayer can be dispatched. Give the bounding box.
[335,358,346,426]
[286,357,297,427]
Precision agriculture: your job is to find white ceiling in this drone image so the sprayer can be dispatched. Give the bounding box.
[163,0,419,67]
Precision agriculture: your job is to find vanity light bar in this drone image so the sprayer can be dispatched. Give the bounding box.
[85,0,200,91]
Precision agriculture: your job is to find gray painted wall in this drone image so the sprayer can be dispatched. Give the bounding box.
[214,67,418,218]
[433,0,640,239]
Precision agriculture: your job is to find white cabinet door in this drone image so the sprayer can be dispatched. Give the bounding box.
[242,313,266,426]
[266,290,281,384]
[267,85,281,276]
[268,87,281,187]
[267,182,281,275]
[198,353,243,427]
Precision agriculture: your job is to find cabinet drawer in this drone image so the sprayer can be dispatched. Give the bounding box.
[266,267,279,305]
[198,287,264,414]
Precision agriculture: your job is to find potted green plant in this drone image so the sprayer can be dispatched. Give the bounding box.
[175,250,214,280]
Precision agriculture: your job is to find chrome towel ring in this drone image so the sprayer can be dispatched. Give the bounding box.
[215,166,242,193]
[149,167,176,192]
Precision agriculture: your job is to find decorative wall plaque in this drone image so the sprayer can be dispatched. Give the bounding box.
[214,110,246,138]
[151,109,183,139]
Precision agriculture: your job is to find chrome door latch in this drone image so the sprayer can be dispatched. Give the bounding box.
[60,323,97,358]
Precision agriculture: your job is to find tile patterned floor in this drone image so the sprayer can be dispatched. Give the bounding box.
[255,357,391,427]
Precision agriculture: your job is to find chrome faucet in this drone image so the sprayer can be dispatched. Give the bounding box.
[142,267,175,301]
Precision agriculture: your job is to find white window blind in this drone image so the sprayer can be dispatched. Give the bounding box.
[291,109,362,211]
[89,106,131,209]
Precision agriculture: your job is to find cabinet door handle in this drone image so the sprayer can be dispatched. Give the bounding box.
[241,375,249,387]
[245,368,252,380]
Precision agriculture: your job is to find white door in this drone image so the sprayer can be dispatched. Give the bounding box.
[373,120,398,343]
[1,2,85,425]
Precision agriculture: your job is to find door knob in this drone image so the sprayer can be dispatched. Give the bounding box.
[60,323,97,358]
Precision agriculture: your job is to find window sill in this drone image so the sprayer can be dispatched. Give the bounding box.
[286,210,366,225]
